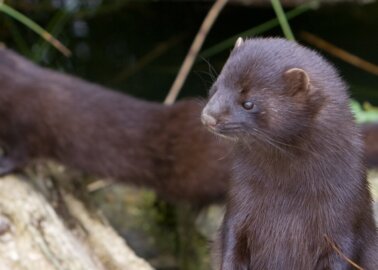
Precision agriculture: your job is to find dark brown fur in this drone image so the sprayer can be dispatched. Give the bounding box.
[362,122,378,169]
[0,48,231,206]
[0,48,378,210]
[202,38,378,269]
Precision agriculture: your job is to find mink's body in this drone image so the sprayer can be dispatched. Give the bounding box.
[0,48,378,209]
[202,38,378,269]
[0,48,230,206]
[362,122,378,168]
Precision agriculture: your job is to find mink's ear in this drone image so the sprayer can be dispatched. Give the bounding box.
[234,37,244,49]
[283,68,310,96]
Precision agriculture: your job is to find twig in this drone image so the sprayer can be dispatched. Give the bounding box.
[87,180,111,193]
[324,234,364,270]
[164,0,228,105]
[300,31,378,76]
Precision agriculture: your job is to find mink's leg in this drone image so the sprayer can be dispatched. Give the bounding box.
[0,156,20,175]
[0,147,28,176]
[218,216,249,270]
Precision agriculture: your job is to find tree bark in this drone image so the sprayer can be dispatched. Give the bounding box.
[0,174,153,270]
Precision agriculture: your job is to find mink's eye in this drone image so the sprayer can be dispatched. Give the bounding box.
[242,101,254,110]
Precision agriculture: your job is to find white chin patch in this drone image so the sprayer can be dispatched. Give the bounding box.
[214,131,238,142]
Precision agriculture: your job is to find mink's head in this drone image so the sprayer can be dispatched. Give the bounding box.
[201,38,343,146]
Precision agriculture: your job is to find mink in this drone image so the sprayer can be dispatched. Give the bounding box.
[202,38,378,269]
[0,48,230,206]
[0,47,377,209]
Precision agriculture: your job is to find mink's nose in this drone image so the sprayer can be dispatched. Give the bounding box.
[201,112,217,128]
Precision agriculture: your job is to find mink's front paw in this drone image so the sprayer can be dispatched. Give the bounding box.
[0,156,19,176]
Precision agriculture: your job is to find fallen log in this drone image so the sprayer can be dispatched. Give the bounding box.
[0,174,153,270]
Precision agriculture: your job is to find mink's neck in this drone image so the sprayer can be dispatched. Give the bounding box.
[232,118,361,192]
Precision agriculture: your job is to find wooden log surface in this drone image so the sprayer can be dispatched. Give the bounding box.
[0,174,153,270]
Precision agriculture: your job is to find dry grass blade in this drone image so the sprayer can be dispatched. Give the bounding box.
[87,180,111,193]
[301,31,378,76]
[0,3,71,57]
[324,234,364,270]
[164,0,228,105]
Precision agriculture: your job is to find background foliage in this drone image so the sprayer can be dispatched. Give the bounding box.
[1,0,377,104]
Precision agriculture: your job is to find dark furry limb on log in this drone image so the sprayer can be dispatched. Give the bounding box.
[0,47,230,207]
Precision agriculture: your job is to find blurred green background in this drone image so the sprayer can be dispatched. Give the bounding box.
[1,0,377,103]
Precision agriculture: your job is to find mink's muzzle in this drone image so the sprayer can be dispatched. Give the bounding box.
[201,112,217,129]
[201,112,241,141]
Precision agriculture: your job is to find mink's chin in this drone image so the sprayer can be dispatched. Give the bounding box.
[205,126,240,142]
[215,132,239,142]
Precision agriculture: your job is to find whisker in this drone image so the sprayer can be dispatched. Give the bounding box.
[249,128,293,158]
[250,128,320,158]
[194,70,216,89]
[200,56,218,82]
[263,132,318,156]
